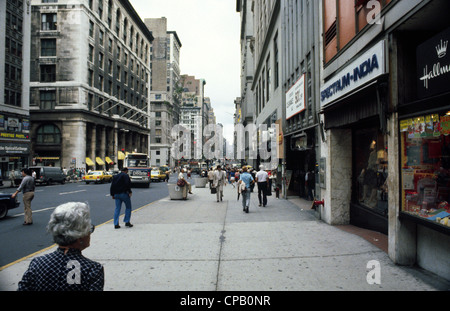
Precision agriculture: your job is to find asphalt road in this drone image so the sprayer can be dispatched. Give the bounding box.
[0,178,171,268]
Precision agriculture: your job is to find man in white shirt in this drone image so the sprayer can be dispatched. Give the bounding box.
[255,165,269,207]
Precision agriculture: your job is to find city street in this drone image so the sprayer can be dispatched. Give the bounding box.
[1,176,449,293]
[0,177,170,268]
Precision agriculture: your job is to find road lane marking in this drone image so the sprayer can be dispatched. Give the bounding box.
[59,190,87,195]
[11,206,57,218]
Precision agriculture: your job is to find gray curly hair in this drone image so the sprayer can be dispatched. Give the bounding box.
[47,202,92,246]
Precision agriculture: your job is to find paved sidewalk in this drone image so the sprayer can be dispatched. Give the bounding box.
[1,177,449,291]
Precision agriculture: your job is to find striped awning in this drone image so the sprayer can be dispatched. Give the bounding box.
[96,157,105,165]
[86,157,95,166]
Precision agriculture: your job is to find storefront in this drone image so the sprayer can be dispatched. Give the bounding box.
[398,27,450,235]
[320,40,389,233]
[0,114,31,180]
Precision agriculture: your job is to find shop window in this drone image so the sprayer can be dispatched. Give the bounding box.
[354,127,388,216]
[400,112,450,229]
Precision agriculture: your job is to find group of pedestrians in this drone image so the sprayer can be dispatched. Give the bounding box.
[205,165,273,214]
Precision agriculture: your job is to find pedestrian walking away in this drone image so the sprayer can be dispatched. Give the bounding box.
[110,167,133,229]
[17,202,104,291]
[239,167,254,213]
[208,168,214,189]
[213,165,227,202]
[12,168,35,225]
[255,165,269,207]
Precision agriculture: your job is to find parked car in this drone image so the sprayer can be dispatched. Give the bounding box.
[83,171,113,184]
[151,168,166,182]
[28,166,66,185]
[0,193,20,219]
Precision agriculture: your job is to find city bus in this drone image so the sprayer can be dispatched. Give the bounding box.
[124,153,151,188]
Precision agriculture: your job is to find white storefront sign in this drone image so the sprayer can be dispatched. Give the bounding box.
[320,40,386,108]
[286,74,305,120]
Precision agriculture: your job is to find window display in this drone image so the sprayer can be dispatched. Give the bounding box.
[400,112,450,229]
[354,128,388,216]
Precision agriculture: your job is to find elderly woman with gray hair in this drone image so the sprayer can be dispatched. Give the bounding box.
[18,202,104,291]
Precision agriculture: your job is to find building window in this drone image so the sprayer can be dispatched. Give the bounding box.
[40,90,56,110]
[41,13,57,31]
[88,69,94,86]
[99,30,104,46]
[89,21,94,38]
[98,0,103,19]
[36,124,61,144]
[40,65,56,82]
[88,44,94,62]
[41,38,56,57]
[115,9,121,36]
[99,52,104,69]
[274,33,279,89]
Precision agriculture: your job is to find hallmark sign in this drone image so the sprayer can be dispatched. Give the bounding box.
[417,27,450,99]
[320,40,386,107]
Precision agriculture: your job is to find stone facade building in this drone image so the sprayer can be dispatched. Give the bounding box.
[29,0,153,171]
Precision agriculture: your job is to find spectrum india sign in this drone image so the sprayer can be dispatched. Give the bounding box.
[320,40,386,107]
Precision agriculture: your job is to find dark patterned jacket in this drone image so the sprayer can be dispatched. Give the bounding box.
[18,248,104,291]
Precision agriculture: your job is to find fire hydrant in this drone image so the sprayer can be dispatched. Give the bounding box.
[312,199,324,210]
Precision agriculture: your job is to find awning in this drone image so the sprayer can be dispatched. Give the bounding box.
[105,157,114,165]
[96,157,105,165]
[37,157,60,160]
[86,157,95,166]
[118,151,125,160]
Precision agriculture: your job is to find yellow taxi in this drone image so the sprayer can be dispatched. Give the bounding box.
[151,168,166,182]
[83,171,113,184]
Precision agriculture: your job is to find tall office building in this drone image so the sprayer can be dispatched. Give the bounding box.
[145,17,182,167]
[29,0,153,170]
[0,0,32,177]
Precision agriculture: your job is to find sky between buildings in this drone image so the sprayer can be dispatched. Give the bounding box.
[130,0,241,145]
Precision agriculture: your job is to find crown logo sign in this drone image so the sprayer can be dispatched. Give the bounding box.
[436,39,448,58]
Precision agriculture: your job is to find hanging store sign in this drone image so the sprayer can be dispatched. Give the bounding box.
[417,27,450,99]
[320,40,386,108]
[286,74,305,120]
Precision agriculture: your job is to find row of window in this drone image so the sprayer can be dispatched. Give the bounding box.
[88,43,148,81]
[88,1,149,64]
[5,64,22,83]
[5,10,23,33]
[4,89,22,107]
[5,37,23,59]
